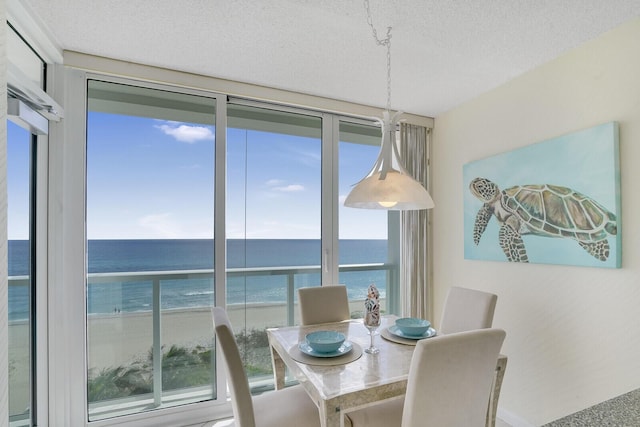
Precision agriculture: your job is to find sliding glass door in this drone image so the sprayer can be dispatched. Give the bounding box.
[86,80,219,420]
[226,103,323,388]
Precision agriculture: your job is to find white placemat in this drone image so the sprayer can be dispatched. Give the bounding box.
[288,342,363,366]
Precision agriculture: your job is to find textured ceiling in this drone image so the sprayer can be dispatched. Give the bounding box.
[23,0,640,118]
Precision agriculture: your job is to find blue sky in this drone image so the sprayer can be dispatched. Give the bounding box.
[7,121,31,240]
[79,112,387,240]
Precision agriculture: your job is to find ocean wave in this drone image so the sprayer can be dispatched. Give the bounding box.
[184,290,214,296]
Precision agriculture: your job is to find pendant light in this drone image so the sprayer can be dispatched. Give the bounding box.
[344,1,434,210]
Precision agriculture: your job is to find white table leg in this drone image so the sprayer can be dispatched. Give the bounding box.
[269,343,286,390]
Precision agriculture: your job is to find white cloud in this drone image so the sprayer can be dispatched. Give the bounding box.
[266,178,304,193]
[264,179,304,193]
[273,184,304,192]
[156,123,214,143]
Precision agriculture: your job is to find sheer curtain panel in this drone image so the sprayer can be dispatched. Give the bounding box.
[399,123,432,320]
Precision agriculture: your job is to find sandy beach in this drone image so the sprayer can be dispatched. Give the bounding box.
[86,300,376,369]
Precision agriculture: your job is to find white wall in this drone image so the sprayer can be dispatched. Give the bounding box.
[431,17,640,426]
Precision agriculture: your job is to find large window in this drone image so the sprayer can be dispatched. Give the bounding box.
[77,76,399,425]
[9,5,413,427]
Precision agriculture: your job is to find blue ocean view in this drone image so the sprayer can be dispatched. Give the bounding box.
[9,239,388,321]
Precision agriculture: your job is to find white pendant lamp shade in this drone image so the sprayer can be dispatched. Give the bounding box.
[344,170,434,210]
[344,111,434,210]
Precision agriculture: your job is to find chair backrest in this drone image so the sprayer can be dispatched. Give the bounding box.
[401,328,506,427]
[212,307,256,427]
[298,285,351,325]
[439,286,497,334]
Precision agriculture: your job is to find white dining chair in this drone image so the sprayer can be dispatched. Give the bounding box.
[298,285,351,325]
[212,307,321,427]
[439,286,505,427]
[345,328,506,427]
[439,286,498,334]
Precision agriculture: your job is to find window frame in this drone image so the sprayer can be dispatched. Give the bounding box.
[6,12,55,427]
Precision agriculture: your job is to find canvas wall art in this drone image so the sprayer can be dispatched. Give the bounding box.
[463,122,621,268]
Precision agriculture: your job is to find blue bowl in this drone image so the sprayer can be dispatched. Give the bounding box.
[305,330,345,353]
[395,317,431,336]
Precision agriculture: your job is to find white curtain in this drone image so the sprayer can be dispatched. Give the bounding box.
[399,123,432,320]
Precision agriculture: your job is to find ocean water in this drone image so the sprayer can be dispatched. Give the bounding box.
[9,239,388,321]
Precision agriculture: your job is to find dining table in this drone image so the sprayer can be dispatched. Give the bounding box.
[267,315,508,427]
[267,315,419,427]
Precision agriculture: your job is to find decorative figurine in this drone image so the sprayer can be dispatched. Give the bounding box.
[364,283,380,354]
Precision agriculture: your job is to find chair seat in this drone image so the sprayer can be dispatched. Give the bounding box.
[344,397,404,427]
[253,384,321,427]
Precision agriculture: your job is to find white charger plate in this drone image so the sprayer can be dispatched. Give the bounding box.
[298,341,354,358]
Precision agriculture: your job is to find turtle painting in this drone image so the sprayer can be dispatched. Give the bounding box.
[469,177,617,263]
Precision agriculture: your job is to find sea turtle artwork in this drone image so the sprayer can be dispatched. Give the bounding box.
[469,177,617,263]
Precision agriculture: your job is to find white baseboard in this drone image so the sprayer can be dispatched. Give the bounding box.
[497,408,537,427]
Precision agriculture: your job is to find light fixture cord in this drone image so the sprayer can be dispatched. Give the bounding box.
[364,0,392,113]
